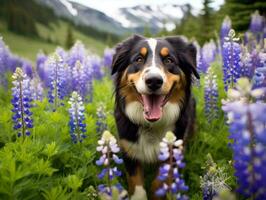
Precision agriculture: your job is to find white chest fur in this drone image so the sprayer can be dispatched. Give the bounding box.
[124,101,180,163]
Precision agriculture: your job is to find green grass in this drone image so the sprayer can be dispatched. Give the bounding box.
[0,20,106,61]
[0,61,236,199]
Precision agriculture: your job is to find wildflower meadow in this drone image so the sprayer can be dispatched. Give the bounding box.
[0,8,266,200]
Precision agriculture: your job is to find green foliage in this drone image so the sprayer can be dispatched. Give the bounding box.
[0,79,117,199]
[0,54,235,200]
[0,0,58,37]
[184,62,235,199]
[0,20,107,60]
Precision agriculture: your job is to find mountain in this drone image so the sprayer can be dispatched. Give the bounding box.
[109,4,184,33]
[35,0,129,35]
[36,0,185,35]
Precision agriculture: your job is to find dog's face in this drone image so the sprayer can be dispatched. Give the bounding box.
[112,35,199,123]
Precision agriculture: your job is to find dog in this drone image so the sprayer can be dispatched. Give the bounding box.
[111,34,199,200]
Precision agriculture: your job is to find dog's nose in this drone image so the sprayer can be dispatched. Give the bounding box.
[145,75,163,91]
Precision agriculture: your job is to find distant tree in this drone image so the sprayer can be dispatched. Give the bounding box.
[65,25,75,49]
[199,0,215,43]
[6,0,38,37]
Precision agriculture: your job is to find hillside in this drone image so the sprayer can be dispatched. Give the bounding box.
[0,19,107,61]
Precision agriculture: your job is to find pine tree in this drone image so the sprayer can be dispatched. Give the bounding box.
[65,25,75,49]
[200,0,215,43]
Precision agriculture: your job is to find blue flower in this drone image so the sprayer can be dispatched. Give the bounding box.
[204,67,219,122]
[102,48,114,68]
[72,60,92,100]
[220,16,232,45]
[222,29,242,91]
[155,131,188,200]
[222,78,266,199]
[11,68,33,139]
[36,51,48,86]
[89,56,103,80]
[198,41,217,73]
[249,11,264,34]
[96,103,108,135]
[47,53,66,110]
[96,131,126,199]
[67,41,86,68]
[68,91,87,143]
[30,78,44,101]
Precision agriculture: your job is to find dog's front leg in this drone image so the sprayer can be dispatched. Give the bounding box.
[123,155,147,200]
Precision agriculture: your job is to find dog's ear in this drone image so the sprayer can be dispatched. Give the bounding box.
[111,34,144,75]
[165,36,200,79]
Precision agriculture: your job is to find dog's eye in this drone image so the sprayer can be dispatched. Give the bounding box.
[135,56,144,64]
[164,57,174,64]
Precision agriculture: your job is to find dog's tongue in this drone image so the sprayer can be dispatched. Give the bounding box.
[142,94,164,121]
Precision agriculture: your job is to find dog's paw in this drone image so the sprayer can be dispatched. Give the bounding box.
[130,186,147,200]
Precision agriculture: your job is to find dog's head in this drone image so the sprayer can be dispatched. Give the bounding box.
[112,35,199,123]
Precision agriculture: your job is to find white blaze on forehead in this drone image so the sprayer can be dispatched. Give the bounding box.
[135,38,165,94]
[147,38,157,67]
[145,38,165,81]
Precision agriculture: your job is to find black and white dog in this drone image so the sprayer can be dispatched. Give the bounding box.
[111,35,199,200]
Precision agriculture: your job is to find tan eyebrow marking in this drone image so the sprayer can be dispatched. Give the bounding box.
[160,47,169,57]
[140,47,148,56]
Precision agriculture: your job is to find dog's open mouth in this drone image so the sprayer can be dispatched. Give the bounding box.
[141,94,165,122]
[132,83,176,122]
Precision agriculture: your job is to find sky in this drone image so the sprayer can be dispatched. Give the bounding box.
[70,0,225,16]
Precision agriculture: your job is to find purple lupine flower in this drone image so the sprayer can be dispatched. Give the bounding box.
[36,51,47,69]
[56,47,68,62]
[72,60,90,99]
[240,47,253,79]
[200,154,231,200]
[68,91,87,143]
[249,10,264,34]
[47,53,66,110]
[36,51,48,82]
[220,16,232,45]
[253,53,266,99]
[30,77,43,101]
[96,103,108,135]
[82,57,94,102]
[96,131,127,199]
[222,78,266,200]
[0,37,10,87]
[222,29,242,91]
[102,48,114,68]
[198,41,217,73]
[68,41,86,68]
[243,32,249,46]
[11,68,33,139]
[155,131,188,200]
[204,67,219,122]
[21,59,33,78]
[90,56,103,80]
[249,11,265,46]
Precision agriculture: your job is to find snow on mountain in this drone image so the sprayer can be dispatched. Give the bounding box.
[59,0,77,16]
[36,0,185,35]
[112,4,184,32]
